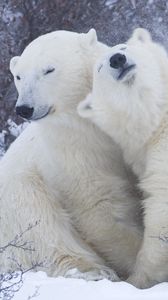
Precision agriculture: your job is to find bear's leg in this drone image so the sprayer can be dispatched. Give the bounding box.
[127,197,168,288]
[127,138,168,288]
[0,169,119,281]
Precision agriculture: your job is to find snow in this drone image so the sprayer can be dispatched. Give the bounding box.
[0,130,7,158]
[0,119,27,158]
[148,0,154,5]
[7,119,27,138]
[105,0,118,9]
[13,271,168,300]
[2,7,23,24]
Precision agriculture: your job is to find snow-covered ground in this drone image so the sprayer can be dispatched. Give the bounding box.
[13,271,168,300]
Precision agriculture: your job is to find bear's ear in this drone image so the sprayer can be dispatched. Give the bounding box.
[129,28,152,44]
[86,28,98,45]
[80,28,98,46]
[10,56,20,73]
[77,94,94,119]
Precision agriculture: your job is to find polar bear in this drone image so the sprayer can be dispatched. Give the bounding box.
[78,28,168,287]
[0,29,142,281]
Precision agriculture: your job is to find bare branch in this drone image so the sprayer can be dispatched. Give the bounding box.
[0,220,45,300]
[0,220,40,254]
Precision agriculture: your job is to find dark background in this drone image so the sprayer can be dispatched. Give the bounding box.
[1,0,168,148]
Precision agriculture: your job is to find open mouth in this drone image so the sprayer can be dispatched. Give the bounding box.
[117,64,136,80]
[31,107,53,121]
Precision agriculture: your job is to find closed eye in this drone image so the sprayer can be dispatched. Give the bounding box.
[44,67,55,75]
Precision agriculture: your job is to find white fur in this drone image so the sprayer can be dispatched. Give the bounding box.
[78,28,168,287]
[0,29,142,280]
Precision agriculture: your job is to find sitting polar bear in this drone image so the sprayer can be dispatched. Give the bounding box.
[0,29,142,281]
[78,28,168,288]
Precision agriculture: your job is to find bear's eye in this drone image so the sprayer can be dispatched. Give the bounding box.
[16,75,21,80]
[44,68,55,75]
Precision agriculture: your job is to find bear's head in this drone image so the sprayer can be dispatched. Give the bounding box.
[78,28,168,155]
[10,29,108,121]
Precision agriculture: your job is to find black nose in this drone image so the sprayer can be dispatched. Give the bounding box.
[110,53,126,69]
[16,105,34,119]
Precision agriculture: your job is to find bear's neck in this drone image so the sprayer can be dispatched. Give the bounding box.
[116,111,166,178]
[107,81,168,177]
[94,91,166,178]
